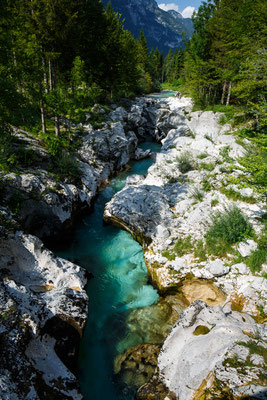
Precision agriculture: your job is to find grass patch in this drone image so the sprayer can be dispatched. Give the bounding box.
[191,187,204,202]
[199,162,215,172]
[204,134,214,143]
[162,250,175,261]
[245,249,267,274]
[219,146,234,163]
[174,235,193,256]
[202,178,214,192]
[197,152,209,159]
[194,239,207,261]
[205,206,253,257]
[176,151,194,174]
[211,199,219,207]
[237,341,267,364]
[221,186,256,204]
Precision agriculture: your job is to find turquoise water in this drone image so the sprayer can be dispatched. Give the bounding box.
[147,89,176,99]
[57,137,161,400]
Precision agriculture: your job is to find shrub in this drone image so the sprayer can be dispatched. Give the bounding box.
[176,151,194,174]
[205,206,253,256]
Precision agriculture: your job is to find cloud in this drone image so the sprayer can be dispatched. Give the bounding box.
[181,6,195,18]
[158,3,179,12]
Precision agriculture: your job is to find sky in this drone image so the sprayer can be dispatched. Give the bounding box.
[156,0,203,18]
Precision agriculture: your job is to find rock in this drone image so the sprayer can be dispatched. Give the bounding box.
[206,259,230,277]
[134,148,151,160]
[238,239,258,257]
[91,104,106,114]
[0,232,88,399]
[231,263,249,275]
[152,301,266,400]
[114,344,161,388]
[109,106,128,122]
[126,175,146,185]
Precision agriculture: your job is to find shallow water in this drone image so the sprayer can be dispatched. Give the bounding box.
[57,137,161,400]
[147,89,177,99]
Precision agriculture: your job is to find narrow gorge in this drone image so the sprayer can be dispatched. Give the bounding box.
[0,92,266,400]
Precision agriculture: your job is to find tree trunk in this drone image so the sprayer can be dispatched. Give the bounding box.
[226,81,232,106]
[54,115,60,137]
[42,56,48,93]
[53,61,60,137]
[39,82,46,133]
[221,81,227,104]
[48,59,53,91]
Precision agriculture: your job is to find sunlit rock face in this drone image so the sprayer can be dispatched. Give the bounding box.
[101,0,193,54]
[140,301,266,400]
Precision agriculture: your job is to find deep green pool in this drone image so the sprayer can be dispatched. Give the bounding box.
[57,137,161,399]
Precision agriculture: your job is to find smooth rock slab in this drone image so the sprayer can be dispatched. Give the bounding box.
[157,301,265,400]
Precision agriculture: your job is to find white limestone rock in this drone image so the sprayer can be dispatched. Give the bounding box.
[157,301,266,400]
[206,259,230,277]
[238,239,258,257]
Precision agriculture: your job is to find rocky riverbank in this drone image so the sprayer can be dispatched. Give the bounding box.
[104,96,267,399]
[0,97,160,399]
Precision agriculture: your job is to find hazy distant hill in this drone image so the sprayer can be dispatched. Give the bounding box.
[101,0,194,54]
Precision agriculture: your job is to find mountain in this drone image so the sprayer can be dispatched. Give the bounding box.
[101,0,194,54]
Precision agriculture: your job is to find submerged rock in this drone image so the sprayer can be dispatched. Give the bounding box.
[114,344,161,388]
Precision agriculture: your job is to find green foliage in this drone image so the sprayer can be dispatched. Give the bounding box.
[54,151,83,183]
[237,341,267,365]
[199,162,215,172]
[202,178,214,192]
[238,144,267,190]
[194,239,207,261]
[245,249,267,274]
[191,187,204,202]
[197,152,209,159]
[176,151,194,174]
[205,206,253,257]
[220,186,256,204]
[211,199,219,207]
[0,124,15,172]
[162,250,175,261]
[174,235,193,257]
[219,146,234,163]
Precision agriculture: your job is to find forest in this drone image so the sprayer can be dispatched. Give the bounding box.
[0,0,266,189]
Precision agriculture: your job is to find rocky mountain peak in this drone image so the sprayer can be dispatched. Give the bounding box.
[102,0,193,54]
